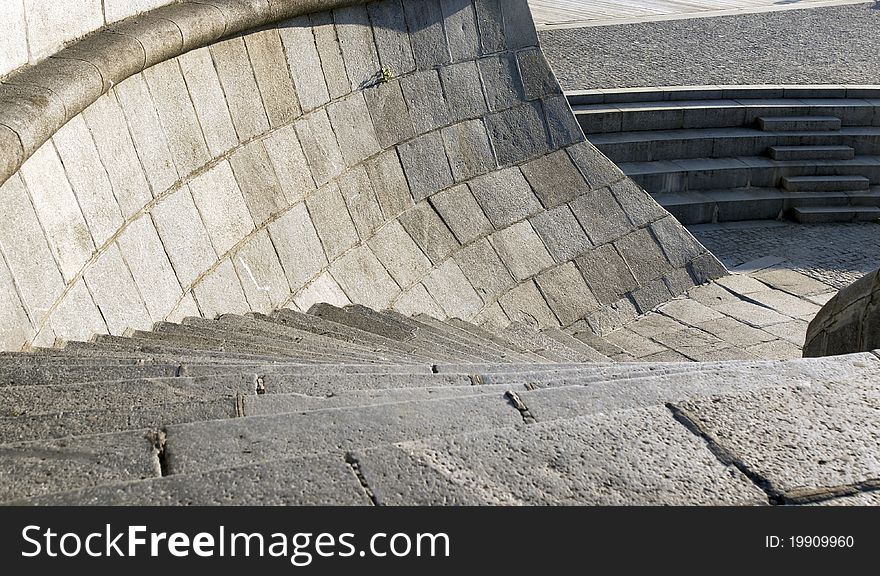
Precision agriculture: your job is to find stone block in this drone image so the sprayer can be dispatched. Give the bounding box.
[614,228,674,285]
[453,239,515,303]
[566,141,625,191]
[330,245,399,309]
[0,255,34,351]
[440,0,480,61]
[479,53,523,112]
[306,183,360,260]
[470,167,542,229]
[335,5,381,90]
[429,184,492,244]
[570,187,633,246]
[474,0,505,54]
[397,132,454,202]
[367,0,416,75]
[363,79,415,148]
[189,161,256,255]
[112,74,180,194]
[82,93,152,217]
[520,149,589,209]
[398,202,459,264]
[269,203,328,290]
[150,187,218,288]
[52,31,143,93]
[294,109,345,186]
[115,214,186,322]
[193,258,252,318]
[400,69,450,133]
[46,279,107,344]
[337,166,384,238]
[439,61,488,123]
[543,94,585,148]
[630,278,674,314]
[51,116,124,247]
[153,3,226,53]
[441,120,495,181]
[7,56,103,123]
[229,141,289,226]
[0,0,27,77]
[233,229,292,313]
[687,253,728,285]
[393,283,445,319]
[0,83,65,157]
[486,101,551,166]
[107,10,183,68]
[326,92,381,166]
[403,0,450,70]
[502,0,539,49]
[422,259,483,320]
[489,221,554,280]
[529,206,593,263]
[576,244,639,305]
[536,263,601,325]
[369,221,432,288]
[83,244,152,335]
[142,59,212,177]
[211,36,272,141]
[263,123,316,205]
[294,271,351,311]
[650,216,705,269]
[177,48,240,158]
[0,125,24,186]
[610,178,667,228]
[310,11,350,99]
[498,280,558,328]
[517,48,557,101]
[19,144,94,282]
[278,17,330,112]
[364,150,414,218]
[244,28,301,127]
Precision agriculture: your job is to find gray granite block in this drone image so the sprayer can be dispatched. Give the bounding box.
[489,221,554,281]
[429,183,493,244]
[364,150,415,217]
[228,141,288,226]
[453,239,516,303]
[397,131,454,202]
[367,0,417,75]
[363,79,415,147]
[441,119,495,181]
[570,187,633,246]
[439,60,488,122]
[486,101,551,166]
[536,263,601,325]
[335,4,381,90]
[326,92,381,167]
[400,69,450,133]
[398,202,459,264]
[403,0,450,70]
[310,11,351,99]
[470,167,542,229]
[520,149,589,209]
[306,183,359,260]
[210,36,271,141]
[576,244,639,305]
[479,53,523,112]
[530,206,593,263]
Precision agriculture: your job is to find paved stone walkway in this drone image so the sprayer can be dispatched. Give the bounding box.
[691,221,880,289]
[539,2,880,90]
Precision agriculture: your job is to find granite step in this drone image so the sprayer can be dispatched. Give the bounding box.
[412,314,537,362]
[539,328,611,362]
[442,317,548,362]
[758,116,842,132]
[791,205,880,223]
[502,322,596,362]
[769,145,855,161]
[782,175,871,192]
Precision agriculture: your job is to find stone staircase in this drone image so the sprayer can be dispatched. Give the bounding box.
[3,296,880,506]
[569,86,880,224]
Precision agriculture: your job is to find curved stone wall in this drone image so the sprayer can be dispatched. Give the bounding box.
[0,0,724,351]
[804,269,880,357]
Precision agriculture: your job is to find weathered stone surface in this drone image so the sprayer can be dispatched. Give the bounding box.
[430,184,493,244]
[570,187,633,246]
[394,283,446,319]
[52,31,143,93]
[489,221,554,281]
[189,161,256,255]
[338,166,384,238]
[330,245,399,310]
[530,206,593,263]
[403,0,450,70]
[0,125,24,186]
[650,216,705,269]
[474,0,505,54]
[335,4,381,90]
[51,116,125,247]
[486,101,551,166]
[364,150,414,217]
[441,0,480,61]
[262,123,316,205]
[177,47,240,158]
[536,263,601,325]
[400,69,451,133]
[307,183,360,260]
[0,0,28,77]
[543,95,584,149]
[470,167,542,229]
[233,229,291,313]
[479,53,523,112]
[566,141,624,191]
[294,271,351,311]
[422,260,483,319]
[368,221,432,288]
[576,244,639,305]
[398,202,459,264]
[363,80,415,147]
[295,109,345,186]
[609,178,667,228]
[84,245,152,335]
[142,59,211,177]
[398,132,454,202]
[367,0,416,75]
[229,141,288,226]
[520,149,589,209]
[150,187,218,289]
[0,256,34,351]
[326,92,381,166]
[517,48,557,100]
[108,12,183,69]
[278,17,330,112]
[453,239,516,302]
[498,280,558,328]
[269,203,328,289]
[502,0,539,49]
[19,144,94,282]
[614,228,673,285]
[193,259,251,318]
[441,120,495,181]
[211,36,271,141]
[244,28,301,127]
[439,60,488,122]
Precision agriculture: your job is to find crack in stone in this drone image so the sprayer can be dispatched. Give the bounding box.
[781,479,880,505]
[505,391,537,424]
[344,453,378,506]
[665,403,784,505]
[147,429,169,478]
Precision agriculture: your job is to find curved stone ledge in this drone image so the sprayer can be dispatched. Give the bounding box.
[804,269,880,357]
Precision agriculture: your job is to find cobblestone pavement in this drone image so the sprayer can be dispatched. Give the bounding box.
[691,222,880,289]
[539,2,880,91]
